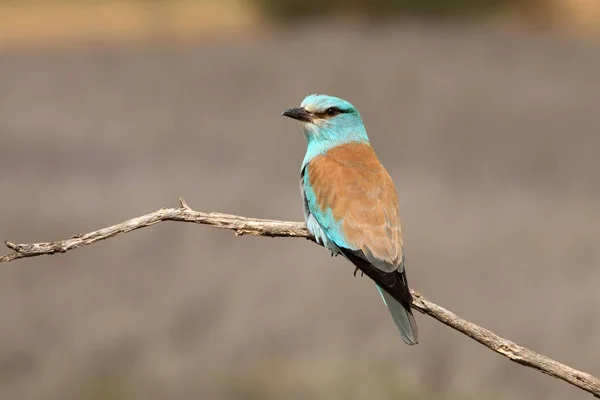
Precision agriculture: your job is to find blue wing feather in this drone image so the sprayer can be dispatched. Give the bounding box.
[301,167,353,252]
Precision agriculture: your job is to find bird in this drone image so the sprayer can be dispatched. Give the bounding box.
[282,94,418,345]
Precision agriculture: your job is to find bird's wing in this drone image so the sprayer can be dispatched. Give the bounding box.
[302,141,417,344]
[303,141,403,273]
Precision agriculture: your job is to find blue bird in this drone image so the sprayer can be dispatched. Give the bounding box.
[282,94,418,345]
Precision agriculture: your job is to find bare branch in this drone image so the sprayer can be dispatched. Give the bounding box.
[1,199,599,397]
[410,293,600,397]
[0,201,310,264]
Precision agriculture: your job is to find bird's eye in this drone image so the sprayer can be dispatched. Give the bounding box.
[325,107,340,116]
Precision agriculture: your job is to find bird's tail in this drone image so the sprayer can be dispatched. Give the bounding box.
[377,285,419,345]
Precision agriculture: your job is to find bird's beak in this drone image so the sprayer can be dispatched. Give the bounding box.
[282,107,312,122]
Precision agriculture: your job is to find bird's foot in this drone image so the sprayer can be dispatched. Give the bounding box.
[353,267,364,277]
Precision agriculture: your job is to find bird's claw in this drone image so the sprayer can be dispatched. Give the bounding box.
[353,267,364,277]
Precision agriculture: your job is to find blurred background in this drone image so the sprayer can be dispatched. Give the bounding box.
[1,0,599,399]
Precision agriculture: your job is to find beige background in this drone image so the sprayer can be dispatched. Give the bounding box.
[0,13,600,400]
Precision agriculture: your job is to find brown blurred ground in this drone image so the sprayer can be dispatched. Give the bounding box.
[0,19,600,400]
[0,0,256,49]
[0,0,599,49]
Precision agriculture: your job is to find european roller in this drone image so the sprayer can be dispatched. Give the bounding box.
[282,94,418,345]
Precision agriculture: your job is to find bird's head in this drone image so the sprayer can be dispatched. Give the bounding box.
[282,94,369,146]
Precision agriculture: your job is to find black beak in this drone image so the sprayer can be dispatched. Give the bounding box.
[282,107,312,122]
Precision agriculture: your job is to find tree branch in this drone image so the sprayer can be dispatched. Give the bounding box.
[1,198,599,397]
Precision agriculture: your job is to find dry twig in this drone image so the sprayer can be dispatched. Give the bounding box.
[1,197,599,397]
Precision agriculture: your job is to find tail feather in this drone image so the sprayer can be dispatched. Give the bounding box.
[377,286,419,345]
[339,248,418,345]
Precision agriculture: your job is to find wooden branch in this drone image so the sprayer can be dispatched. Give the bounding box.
[0,198,310,264]
[1,198,599,398]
